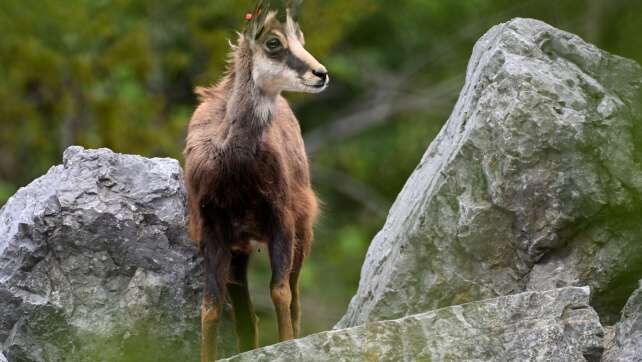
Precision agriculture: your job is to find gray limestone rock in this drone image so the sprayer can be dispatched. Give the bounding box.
[603,280,642,361]
[0,147,233,361]
[337,18,642,329]
[223,287,604,362]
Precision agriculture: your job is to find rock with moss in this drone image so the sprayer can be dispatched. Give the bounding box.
[0,147,234,361]
[223,287,604,362]
[337,18,642,329]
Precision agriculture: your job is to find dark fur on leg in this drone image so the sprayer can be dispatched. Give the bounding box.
[268,223,295,341]
[200,217,232,362]
[228,252,259,352]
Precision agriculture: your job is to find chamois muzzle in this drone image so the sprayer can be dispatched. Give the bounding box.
[312,69,329,87]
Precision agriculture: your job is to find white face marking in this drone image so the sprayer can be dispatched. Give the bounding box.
[252,51,302,95]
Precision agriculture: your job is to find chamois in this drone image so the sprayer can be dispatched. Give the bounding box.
[183,1,327,361]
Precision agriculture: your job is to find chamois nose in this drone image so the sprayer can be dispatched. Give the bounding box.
[312,69,328,82]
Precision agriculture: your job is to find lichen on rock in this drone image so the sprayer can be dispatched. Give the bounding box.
[337,18,642,329]
[223,287,604,362]
[0,147,234,361]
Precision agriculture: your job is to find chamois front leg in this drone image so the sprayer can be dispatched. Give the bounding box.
[201,293,220,362]
[268,226,295,341]
[200,223,232,362]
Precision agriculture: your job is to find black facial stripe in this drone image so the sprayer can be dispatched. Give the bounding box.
[285,50,309,75]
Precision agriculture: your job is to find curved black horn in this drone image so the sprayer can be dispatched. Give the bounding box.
[246,0,271,36]
[245,0,300,34]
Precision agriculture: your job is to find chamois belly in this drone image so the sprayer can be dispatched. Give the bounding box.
[209,160,285,249]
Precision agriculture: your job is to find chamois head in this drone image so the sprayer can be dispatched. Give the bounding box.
[243,0,329,95]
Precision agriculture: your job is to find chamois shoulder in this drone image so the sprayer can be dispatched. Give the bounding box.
[184,85,231,159]
[189,83,228,127]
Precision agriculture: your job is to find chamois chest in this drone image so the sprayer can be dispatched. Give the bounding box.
[213,136,288,203]
[207,138,290,243]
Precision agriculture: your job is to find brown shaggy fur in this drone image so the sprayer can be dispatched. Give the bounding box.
[184,27,320,361]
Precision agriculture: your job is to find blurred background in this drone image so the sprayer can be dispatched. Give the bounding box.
[1,0,641,348]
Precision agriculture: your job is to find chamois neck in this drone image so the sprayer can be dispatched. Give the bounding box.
[225,45,277,140]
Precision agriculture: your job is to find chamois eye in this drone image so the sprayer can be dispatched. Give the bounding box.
[266,38,282,51]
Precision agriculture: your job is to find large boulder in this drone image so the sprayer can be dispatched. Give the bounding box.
[603,280,642,361]
[223,287,604,361]
[337,18,642,329]
[0,147,233,361]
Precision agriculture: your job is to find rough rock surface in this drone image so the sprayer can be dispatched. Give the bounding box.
[223,287,604,362]
[337,18,642,329]
[603,280,642,361]
[0,147,233,361]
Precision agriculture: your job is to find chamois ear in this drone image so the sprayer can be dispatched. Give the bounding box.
[245,0,271,39]
[287,0,303,21]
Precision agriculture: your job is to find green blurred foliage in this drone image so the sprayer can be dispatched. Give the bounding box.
[1,0,642,351]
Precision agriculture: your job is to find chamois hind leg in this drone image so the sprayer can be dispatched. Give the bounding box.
[290,218,312,338]
[201,221,232,362]
[228,251,259,352]
[268,226,295,341]
[289,244,306,338]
